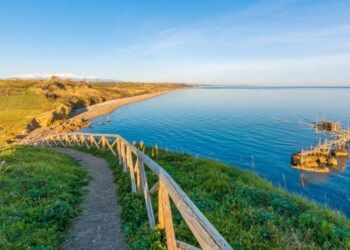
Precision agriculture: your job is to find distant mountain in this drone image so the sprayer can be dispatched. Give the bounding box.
[11,73,121,82]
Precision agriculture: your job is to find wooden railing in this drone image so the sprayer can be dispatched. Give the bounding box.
[32,132,232,250]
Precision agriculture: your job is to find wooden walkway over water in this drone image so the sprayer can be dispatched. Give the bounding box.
[299,133,350,157]
[29,132,232,250]
[292,120,350,172]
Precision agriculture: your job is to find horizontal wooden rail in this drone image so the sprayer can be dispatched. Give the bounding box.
[31,132,232,250]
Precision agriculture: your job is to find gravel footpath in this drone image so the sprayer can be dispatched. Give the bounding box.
[55,148,125,250]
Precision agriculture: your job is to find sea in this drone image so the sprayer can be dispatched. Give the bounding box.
[81,87,350,216]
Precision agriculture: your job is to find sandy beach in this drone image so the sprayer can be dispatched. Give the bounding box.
[73,91,170,121]
[21,90,174,143]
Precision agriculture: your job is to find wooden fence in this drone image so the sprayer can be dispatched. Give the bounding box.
[32,132,232,250]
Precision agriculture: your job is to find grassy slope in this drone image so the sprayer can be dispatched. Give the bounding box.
[77,146,350,250]
[156,151,350,249]
[0,89,57,143]
[0,145,89,249]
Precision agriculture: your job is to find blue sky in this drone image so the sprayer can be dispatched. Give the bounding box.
[1,0,350,85]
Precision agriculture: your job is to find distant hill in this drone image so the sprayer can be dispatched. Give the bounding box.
[0,78,187,144]
[10,73,122,83]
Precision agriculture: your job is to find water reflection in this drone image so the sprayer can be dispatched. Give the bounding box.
[334,156,348,172]
[300,172,329,187]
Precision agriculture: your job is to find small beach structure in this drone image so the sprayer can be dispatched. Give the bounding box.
[291,119,350,173]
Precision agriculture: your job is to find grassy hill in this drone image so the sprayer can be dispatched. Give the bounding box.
[1,144,349,249]
[80,146,350,249]
[0,78,185,144]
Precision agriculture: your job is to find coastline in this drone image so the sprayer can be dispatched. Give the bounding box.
[20,89,179,143]
[73,90,172,121]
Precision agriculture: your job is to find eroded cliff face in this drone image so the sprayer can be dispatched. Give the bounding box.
[23,104,73,132]
[40,104,73,126]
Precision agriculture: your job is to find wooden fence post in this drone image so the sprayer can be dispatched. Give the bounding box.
[91,135,100,149]
[117,138,122,166]
[134,158,142,193]
[58,135,65,147]
[74,134,80,146]
[127,146,137,193]
[101,135,106,150]
[121,141,127,172]
[81,134,90,149]
[159,180,177,250]
[139,159,156,228]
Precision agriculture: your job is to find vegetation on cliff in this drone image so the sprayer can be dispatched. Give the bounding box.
[78,146,350,249]
[1,143,349,249]
[0,145,89,249]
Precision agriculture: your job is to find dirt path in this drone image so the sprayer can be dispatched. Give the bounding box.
[55,148,125,250]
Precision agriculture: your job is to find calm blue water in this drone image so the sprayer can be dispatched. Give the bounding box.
[81,88,350,216]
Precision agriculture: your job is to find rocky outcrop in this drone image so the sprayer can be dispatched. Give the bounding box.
[60,118,91,132]
[26,118,41,132]
[36,103,73,127]
[291,151,341,173]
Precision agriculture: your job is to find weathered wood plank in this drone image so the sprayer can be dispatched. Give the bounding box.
[65,134,72,146]
[105,138,117,156]
[139,159,156,228]
[81,134,90,149]
[160,181,177,250]
[117,138,122,166]
[110,138,118,148]
[150,181,159,195]
[121,141,127,172]
[176,240,201,250]
[134,150,232,250]
[134,158,142,193]
[158,179,165,229]
[127,147,137,193]
[101,135,106,150]
[58,135,66,147]
[91,136,100,149]
[73,134,81,146]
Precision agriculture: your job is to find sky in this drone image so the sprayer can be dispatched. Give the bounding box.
[1,0,350,85]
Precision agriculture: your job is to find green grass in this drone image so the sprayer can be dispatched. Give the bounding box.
[155,151,350,249]
[0,145,89,249]
[0,89,57,144]
[3,143,348,249]
[75,146,350,250]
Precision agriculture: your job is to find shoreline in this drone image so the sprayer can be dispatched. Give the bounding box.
[20,89,179,143]
[73,90,172,121]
